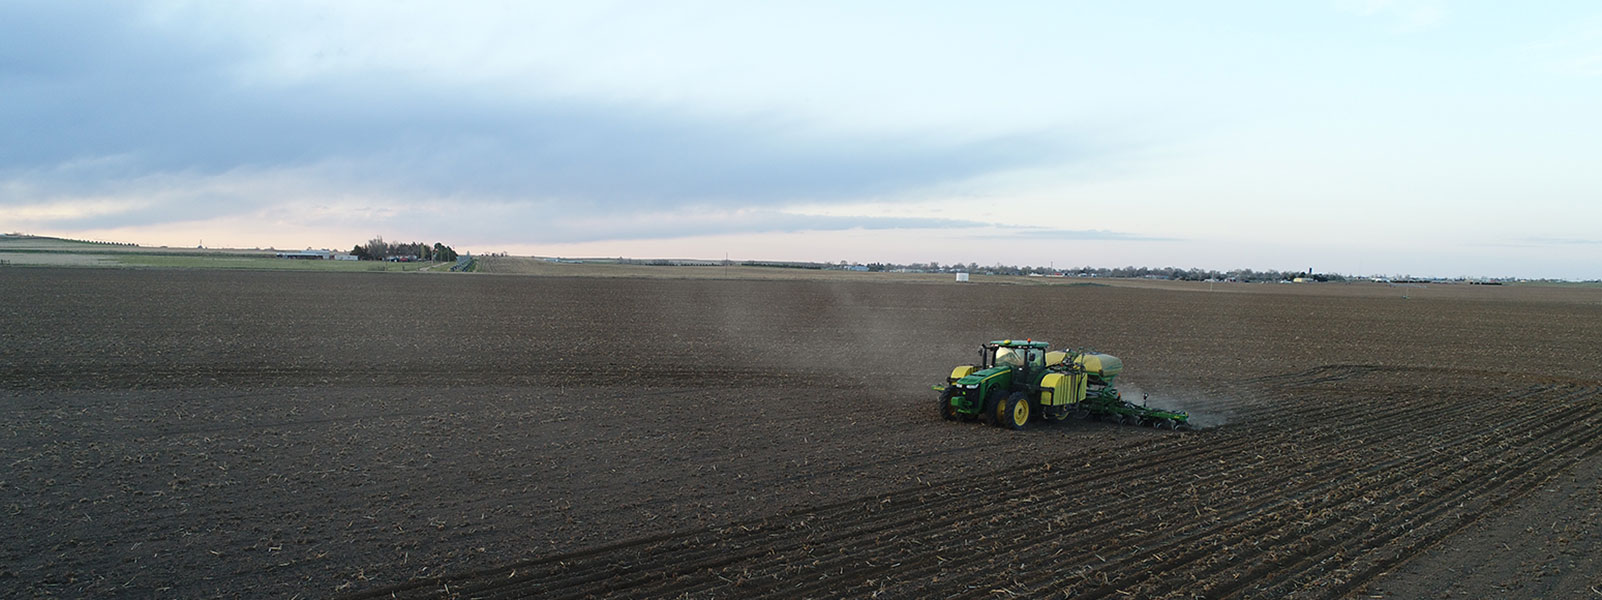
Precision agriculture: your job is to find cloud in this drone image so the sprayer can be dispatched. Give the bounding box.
[1512,236,1602,246]
[0,1,1084,243]
[394,201,1171,247]
[1333,0,1446,32]
[1526,18,1602,78]
[991,228,1175,242]
[0,163,1030,246]
[1472,236,1602,250]
[495,210,996,245]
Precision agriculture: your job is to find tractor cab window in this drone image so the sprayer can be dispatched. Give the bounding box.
[993,347,1023,368]
[1025,348,1044,367]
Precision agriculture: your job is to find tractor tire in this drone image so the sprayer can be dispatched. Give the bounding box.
[939,389,959,421]
[999,391,1029,430]
[980,390,1005,426]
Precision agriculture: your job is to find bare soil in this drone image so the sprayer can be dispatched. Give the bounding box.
[1,268,1599,599]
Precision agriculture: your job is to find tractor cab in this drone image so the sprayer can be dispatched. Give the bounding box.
[982,339,1049,381]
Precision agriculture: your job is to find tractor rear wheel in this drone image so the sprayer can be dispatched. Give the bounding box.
[939,389,959,421]
[999,392,1029,430]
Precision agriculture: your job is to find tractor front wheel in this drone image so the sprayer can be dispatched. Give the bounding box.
[980,390,1005,426]
[939,389,959,421]
[998,392,1029,430]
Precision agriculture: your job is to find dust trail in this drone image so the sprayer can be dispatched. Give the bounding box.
[1118,380,1232,429]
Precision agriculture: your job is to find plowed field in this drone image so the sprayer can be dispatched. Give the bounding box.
[2,268,1600,599]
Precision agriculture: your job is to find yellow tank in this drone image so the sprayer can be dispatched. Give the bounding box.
[1039,372,1087,405]
[1074,353,1123,379]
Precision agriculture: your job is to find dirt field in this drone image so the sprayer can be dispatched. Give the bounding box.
[2,268,1600,599]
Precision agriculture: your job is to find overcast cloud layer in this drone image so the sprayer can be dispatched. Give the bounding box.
[2,2,1085,240]
[4,1,1602,278]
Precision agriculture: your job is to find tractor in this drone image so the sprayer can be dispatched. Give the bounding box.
[932,339,1189,430]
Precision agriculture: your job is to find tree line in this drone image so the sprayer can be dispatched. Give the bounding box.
[857,261,1345,282]
[351,236,459,262]
[614,256,1345,282]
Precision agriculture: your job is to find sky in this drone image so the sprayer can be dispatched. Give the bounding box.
[3,1,1601,279]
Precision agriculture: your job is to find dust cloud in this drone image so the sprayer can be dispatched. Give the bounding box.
[1118,380,1232,429]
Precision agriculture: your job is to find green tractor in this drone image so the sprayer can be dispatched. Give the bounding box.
[932,339,1189,430]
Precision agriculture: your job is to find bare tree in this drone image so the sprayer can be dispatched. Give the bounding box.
[366,236,388,260]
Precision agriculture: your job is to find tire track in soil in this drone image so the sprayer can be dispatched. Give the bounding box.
[350,441,1249,598]
[357,432,1231,598]
[968,389,1588,599]
[1144,388,1601,600]
[346,367,1602,600]
[1280,433,1602,599]
[858,385,1595,600]
[378,454,1179,598]
[1025,380,1589,600]
[602,437,1272,600]
[805,390,1465,599]
[346,434,1258,600]
[894,384,1594,599]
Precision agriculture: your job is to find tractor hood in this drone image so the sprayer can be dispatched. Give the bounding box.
[955,366,1010,388]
